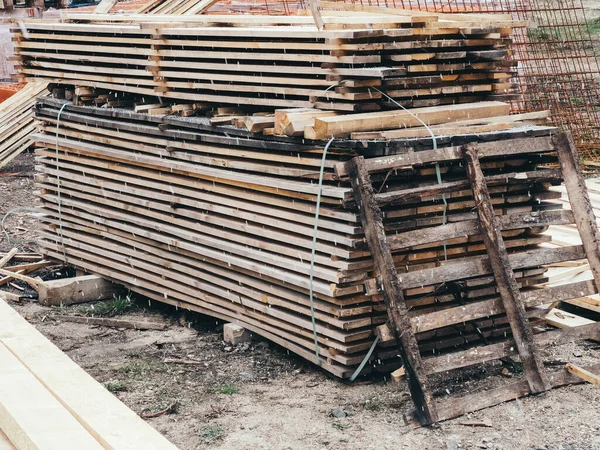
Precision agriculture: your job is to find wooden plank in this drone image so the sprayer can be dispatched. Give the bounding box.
[308,101,511,139]
[565,363,600,387]
[463,142,549,393]
[347,156,438,424]
[399,245,585,290]
[553,132,600,291]
[50,315,168,330]
[93,0,117,13]
[424,322,600,374]
[436,362,600,422]
[389,209,572,251]
[544,308,595,329]
[0,341,104,450]
[0,300,179,450]
[0,430,16,450]
[335,136,554,178]
[0,248,18,268]
[38,274,125,306]
[412,280,597,333]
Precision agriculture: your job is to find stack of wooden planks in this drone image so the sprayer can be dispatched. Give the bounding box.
[0,81,48,168]
[33,94,597,379]
[0,299,178,449]
[11,9,523,112]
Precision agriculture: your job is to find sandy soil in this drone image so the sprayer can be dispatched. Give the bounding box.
[2,152,599,450]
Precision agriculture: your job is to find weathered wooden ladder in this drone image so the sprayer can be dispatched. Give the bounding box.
[341,131,600,425]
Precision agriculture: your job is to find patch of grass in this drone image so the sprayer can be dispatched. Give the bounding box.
[104,380,127,393]
[218,384,239,395]
[587,18,600,35]
[527,27,562,42]
[118,360,165,379]
[79,293,135,317]
[201,424,224,444]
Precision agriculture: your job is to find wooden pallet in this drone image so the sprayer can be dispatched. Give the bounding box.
[339,131,600,424]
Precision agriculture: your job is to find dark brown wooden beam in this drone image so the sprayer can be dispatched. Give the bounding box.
[423,322,600,374]
[389,209,573,252]
[348,156,438,425]
[400,245,585,290]
[435,362,600,422]
[373,168,562,208]
[412,279,597,334]
[335,136,553,178]
[463,142,549,393]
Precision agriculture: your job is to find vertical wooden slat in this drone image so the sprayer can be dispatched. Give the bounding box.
[553,132,600,290]
[348,156,438,425]
[463,143,550,393]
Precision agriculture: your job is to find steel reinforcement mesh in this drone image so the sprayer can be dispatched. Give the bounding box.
[206,0,600,158]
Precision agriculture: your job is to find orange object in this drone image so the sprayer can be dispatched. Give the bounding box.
[0,83,25,104]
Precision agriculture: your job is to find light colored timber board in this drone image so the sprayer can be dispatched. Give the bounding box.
[0,300,179,449]
[544,307,596,329]
[0,430,15,450]
[17,55,400,78]
[60,12,421,24]
[0,341,105,450]
[309,101,511,138]
[17,41,382,64]
[15,21,389,39]
[19,33,386,51]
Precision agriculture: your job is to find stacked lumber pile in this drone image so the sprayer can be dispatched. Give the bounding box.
[0,81,48,168]
[34,94,582,378]
[11,9,523,111]
[0,299,178,449]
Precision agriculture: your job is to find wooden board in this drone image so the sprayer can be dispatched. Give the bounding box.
[0,300,179,450]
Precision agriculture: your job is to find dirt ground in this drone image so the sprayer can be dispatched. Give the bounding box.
[2,152,600,450]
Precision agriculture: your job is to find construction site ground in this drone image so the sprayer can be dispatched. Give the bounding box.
[2,152,600,450]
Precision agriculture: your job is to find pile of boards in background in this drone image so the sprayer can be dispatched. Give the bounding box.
[0,81,48,168]
[11,8,522,111]
[2,3,599,424]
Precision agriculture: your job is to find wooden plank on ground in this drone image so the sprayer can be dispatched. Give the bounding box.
[565,363,600,387]
[0,341,104,450]
[0,300,179,450]
[38,274,125,306]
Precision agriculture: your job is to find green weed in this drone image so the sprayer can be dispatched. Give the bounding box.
[218,384,239,395]
[201,424,224,444]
